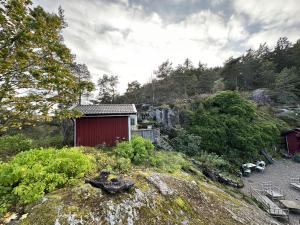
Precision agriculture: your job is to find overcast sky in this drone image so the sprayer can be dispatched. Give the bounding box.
[34,0,300,93]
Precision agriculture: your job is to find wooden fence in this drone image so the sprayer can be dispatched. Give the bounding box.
[131,129,160,143]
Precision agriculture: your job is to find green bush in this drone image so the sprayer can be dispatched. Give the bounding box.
[196,152,230,171]
[189,91,282,164]
[115,136,154,164]
[0,148,95,214]
[115,157,132,172]
[0,134,34,157]
[172,129,201,156]
[33,135,64,148]
[150,151,193,173]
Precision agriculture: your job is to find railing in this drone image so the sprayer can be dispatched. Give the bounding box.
[290,177,300,184]
[131,129,160,143]
[250,186,289,220]
[260,181,285,200]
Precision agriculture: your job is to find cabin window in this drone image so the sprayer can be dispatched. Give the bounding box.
[130,118,135,126]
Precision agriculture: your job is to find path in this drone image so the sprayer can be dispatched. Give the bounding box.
[242,159,300,225]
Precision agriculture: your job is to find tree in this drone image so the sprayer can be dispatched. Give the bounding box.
[126,80,141,93]
[273,67,300,104]
[0,1,93,134]
[118,81,142,104]
[272,37,293,72]
[221,57,242,90]
[70,63,94,104]
[96,74,119,103]
[154,60,173,79]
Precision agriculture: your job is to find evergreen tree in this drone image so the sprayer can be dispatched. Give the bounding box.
[95,74,119,103]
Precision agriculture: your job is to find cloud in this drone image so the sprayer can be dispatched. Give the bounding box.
[233,0,300,29]
[232,0,300,49]
[33,0,299,93]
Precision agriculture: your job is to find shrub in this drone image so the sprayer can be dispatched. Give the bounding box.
[150,151,192,173]
[115,136,154,165]
[172,129,201,156]
[0,148,95,214]
[115,141,134,159]
[0,134,34,157]
[115,157,132,172]
[33,135,64,148]
[189,91,282,164]
[196,152,230,171]
[92,150,132,173]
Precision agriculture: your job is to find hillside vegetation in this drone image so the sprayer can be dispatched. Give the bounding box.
[0,145,279,225]
[117,37,300,107]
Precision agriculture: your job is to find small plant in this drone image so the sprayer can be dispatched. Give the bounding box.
[115,157,132,172]
[150,151,193,173]
[196,152,230,171]
[115,136,154,165]
[0,134,34,157]
[0,147,95,214]
[33,135,64,148]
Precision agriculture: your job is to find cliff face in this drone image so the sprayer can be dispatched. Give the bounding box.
[13,170,280,225]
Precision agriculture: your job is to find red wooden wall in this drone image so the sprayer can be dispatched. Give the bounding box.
[286,132,300,155]
[76,116,128,147]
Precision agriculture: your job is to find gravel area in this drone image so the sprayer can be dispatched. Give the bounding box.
[241,159,300,225]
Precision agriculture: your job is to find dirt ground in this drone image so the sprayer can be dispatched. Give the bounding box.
[241,159,300,225]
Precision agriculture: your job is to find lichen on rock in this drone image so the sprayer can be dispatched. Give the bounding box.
[8,170,281,225]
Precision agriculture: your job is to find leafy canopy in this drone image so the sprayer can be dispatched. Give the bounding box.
[0,1,93,133]
[189,91,281,163]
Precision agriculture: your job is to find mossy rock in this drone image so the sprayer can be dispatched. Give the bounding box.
[13,171,279,225]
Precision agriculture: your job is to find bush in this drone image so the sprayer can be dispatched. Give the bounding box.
[0,148,95,214]
[189,91,282,164]
[150,151,193,173]
[172,129,201,156]
[0,134,34,157]
[196,152,230,171]
[33,135,64,148]
[115,136,154,165]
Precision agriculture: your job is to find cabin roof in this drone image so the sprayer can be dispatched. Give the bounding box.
[73,104,137,115]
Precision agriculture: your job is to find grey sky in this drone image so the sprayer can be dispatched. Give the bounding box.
[34,0,300,93]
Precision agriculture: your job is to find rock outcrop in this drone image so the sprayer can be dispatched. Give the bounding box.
[249,88,272,106]
[6,170,282,225]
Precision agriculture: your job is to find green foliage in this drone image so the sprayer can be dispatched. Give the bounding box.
[196,152,230,171]
[0,148,95,214]
[0,1,94,133]
[115,136,154,164]
[172,129,201,156]
[33,135,64,148]
[0,134,33,156]
[94,74,119,104]
[189,91,281,163]
[116,37,300,107]
[116,59,220,105]
[149,151,193,173]
[115,157,132,172]
[273,67,300,104]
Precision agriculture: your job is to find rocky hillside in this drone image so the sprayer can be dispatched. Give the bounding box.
[6,169,280,225]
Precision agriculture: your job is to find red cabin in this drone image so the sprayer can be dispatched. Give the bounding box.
[284,128,300,155]
[73,104,137,147]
